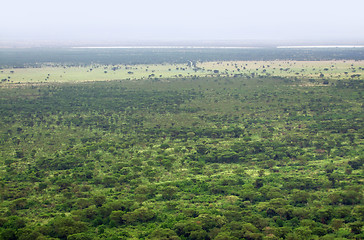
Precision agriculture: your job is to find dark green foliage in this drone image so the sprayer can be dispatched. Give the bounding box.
[93,195,106,207]
[348,158,363,170]
[174,220,204,238]
[2,48,364,68]
[47,217,88,239]
[148,228,181,240]
[109,210,125,225]
[161,186,179,200]
[0,62,363,239]
[122,207,155,224]
[0,229,17,240]
[67,232,95,240]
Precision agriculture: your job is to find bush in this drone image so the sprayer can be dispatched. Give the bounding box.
[67,232,95,240]
[122,207,155,224]
[148,228,181,240]
[48,217,87,239]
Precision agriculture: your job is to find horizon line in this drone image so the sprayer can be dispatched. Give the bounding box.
[72,45,364,49]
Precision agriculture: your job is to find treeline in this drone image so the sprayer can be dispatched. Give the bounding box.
[1,48,364,68]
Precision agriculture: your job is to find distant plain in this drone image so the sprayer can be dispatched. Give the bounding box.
[1,60,363,84]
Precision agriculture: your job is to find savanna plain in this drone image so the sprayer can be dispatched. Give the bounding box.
[0,48,363,240]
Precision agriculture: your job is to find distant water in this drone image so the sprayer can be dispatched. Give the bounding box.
[72,46,260,49]
[277,45,364,49]
[73,45,364,49]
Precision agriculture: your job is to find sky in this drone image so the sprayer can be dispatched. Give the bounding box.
[1,0,364,45]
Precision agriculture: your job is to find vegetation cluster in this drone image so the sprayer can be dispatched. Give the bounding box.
[1,47,364,68]
[0,49,363,239]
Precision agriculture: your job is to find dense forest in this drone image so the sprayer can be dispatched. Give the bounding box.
[0,49,363,239]
[1,47,364,68]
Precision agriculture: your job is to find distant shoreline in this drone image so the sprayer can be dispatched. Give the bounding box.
[71,46,261,49]
[2,44,364,49]
[277,45,364,49]
[70,45,364,49]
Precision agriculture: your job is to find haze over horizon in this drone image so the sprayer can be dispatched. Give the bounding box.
[1,0,364,47]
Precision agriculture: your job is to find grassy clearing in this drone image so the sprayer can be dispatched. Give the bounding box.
[1,60,363,85]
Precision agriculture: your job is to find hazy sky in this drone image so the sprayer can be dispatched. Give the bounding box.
[1,0,364,44]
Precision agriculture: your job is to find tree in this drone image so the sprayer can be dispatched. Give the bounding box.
[174,220,204,239]
[93,195,106,207]
[161,186,178,200]
[48,217,87,239]
[110,210,125,225]
[148,228,181,240]
[254,178,264,188]
[67,232,95,240]
[122,207,155,224]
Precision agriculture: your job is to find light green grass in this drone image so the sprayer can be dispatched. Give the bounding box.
[1,60,363,85]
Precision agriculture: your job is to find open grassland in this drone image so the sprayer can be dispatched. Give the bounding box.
[1,60,363,85]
